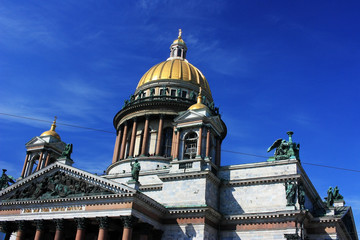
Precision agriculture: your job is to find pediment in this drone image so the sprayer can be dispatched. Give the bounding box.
[26,136,47,146]
[174,110,205,122]
[0,162,136,203]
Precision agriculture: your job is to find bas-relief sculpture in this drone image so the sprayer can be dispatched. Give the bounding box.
[267,131,300,161]
[6,171,112,201]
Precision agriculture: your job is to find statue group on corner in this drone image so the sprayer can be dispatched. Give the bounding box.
[326,186,344,207]
[268,131,300,160]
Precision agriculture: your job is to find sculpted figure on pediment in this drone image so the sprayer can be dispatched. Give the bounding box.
[5,171,113,201]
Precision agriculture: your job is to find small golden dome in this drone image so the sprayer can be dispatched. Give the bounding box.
[40,117,61,140]
[137,59,211,95]
[188,88,208,110]
[172,38,186,46]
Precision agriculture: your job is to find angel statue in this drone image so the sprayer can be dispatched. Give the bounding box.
[61,144,73,159]
[267,131,300,161]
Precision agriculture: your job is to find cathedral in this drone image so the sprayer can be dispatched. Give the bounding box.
[0,31,357,240]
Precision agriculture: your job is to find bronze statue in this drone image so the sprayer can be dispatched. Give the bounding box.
[298,183,306,210]
[150,88,155,97]
[326,187,334,207]
[130,160,141,183]
[61,144,73,159]
[333,186,344,200]
[0,169,15,190]
[268,132,300,160]
[285,181,297,206]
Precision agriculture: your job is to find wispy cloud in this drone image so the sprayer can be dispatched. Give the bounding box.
[0,6,65,50]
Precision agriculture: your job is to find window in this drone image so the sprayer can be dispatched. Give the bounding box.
[181,91,187,98]
[161,128,173,157]
[183,132,197,159]
[171,89,176,97]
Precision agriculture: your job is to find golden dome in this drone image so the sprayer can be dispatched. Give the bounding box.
[188,88,208,110]
[137,59,211,95]
[40,117,61,140]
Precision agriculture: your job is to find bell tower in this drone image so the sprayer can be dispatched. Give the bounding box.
[20,117,66,178]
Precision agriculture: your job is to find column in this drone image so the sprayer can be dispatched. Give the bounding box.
[75,218,87,240]
[35,152,44,171]
[97,217,109,240]
[53,219,64,240]
[171,126,176,158]
[44,153,51,167]
[21,153,30,178]
[128,119,137,158]
[15,221,25,240]
[155,115,164,156]
[205,128,210,159]
[141,116,150,156]
[121,216,137,240]
[215,138,221,166]
[34,220,44,240]
[197,126,203,157]
[174,129,181,160]
[112,129,122,164]
[119,123,128,160]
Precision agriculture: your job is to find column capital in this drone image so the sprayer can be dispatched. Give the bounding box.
[96,217,109,229]
[54,219,64,231]
[15,220,26,231]
[35,220,45,230]
[145,115,150,120]
[120,216,138,228]
[75,218,87,230]
[159,114,164,119]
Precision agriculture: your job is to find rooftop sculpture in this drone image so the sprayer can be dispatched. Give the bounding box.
[267,131,300,161]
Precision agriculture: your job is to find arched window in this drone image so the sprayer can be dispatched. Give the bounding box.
[161,127,173,157]
[184,131,197,159]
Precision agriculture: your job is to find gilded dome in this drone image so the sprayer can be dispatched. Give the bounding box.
[40,117,61,140]
[136,59,211,95]
[188,88,208,111]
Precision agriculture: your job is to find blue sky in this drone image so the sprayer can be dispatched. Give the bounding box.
[0,0,359,233]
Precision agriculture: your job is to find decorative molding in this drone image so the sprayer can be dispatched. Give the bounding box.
[223,174,301,186]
